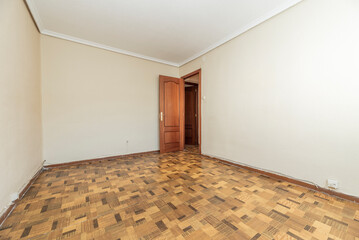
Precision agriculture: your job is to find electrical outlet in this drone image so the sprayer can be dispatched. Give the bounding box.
[327,179,338,189]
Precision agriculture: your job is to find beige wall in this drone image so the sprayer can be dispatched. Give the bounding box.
[41,35,178,164]
[0,0,42,214]
[2,0,358,217]
[180,0,359,197]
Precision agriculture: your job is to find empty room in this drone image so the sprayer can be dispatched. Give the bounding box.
[1,0,359,239]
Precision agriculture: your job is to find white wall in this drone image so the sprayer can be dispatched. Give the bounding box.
[180,0,359,197]
[0,0,42,214]
[41,36,179,164]
[2,0,356,210]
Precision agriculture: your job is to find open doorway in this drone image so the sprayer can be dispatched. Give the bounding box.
[182,69,201,153]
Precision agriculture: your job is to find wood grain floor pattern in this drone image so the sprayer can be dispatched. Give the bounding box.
[0,146,358,239]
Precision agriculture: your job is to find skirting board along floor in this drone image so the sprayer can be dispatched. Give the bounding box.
[202,154,359,203]
[0,146,358,239]
[0,166,43,226]
[0,151,159,226]
[44,150,160,169]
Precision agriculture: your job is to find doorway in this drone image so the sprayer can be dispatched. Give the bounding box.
[182,69,201,153]
[185,82,198,145]
[158,69,201,154]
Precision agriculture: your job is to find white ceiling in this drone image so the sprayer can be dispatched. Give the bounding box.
[26,0,302,66]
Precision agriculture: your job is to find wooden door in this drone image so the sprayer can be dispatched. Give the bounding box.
[185,85,198,145]
[159,75,185,153]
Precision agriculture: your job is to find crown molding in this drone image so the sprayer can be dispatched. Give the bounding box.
[26,0,45,31]
[41,30,179,67]
[25,0,179,67]
[178,0,303,66]
[26,0,302,68]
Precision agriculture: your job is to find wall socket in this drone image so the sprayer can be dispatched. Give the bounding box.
[327,179,338,189]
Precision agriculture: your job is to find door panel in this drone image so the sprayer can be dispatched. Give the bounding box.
[164,131,180,143]
[159,75,184,153]
[164,142,180,152]
[164,82,180,126]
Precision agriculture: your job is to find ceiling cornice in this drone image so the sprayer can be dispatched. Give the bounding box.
[41,30,180,67]
[178,0,303,66]
[25,0,179,67]
[26,0,302,68]
[26,0,45,31]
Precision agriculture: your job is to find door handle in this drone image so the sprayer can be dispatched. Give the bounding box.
[160,112,163,121]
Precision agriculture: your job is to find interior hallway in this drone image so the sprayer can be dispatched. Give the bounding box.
[0,147,358,239]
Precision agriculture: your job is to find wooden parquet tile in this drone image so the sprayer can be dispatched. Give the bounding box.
[0,146,358,239]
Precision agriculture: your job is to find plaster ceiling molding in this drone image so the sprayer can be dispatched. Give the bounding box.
[26,0,302,66]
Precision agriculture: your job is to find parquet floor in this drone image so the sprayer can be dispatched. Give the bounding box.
[0,146,358,239]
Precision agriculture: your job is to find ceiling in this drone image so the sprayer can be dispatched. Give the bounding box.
[26,0,302,67]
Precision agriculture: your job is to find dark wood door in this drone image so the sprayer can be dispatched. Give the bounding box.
[185,85,198,145]
[159,75,185,153]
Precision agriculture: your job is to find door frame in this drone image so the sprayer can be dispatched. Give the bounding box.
[181,69,201,154]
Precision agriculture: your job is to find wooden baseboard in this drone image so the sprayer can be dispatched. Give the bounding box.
[45,150,160,169]
[202,154,359,203]
[0,167,43,226]
[2,150,356,227]
[0,150,160,226]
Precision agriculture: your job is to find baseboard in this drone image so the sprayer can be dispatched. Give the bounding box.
[45,150,160,168]
[0,165,44,226]
[202,154,359,203]
[0,150,159,226]
[2,150,355,227]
